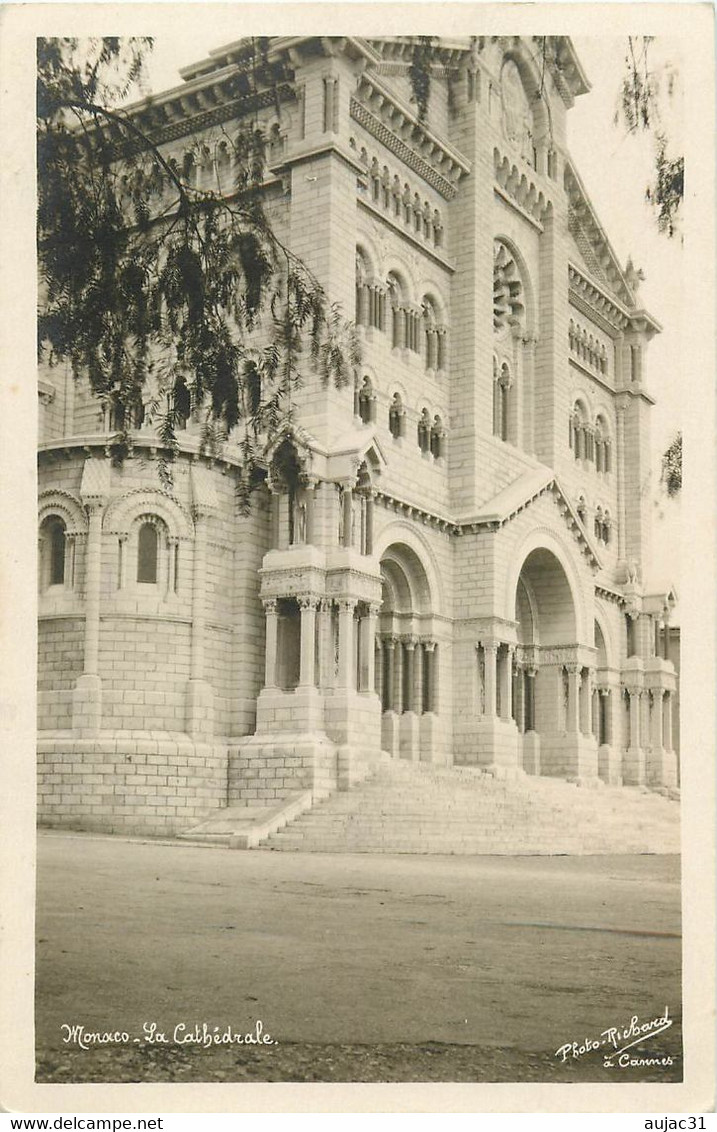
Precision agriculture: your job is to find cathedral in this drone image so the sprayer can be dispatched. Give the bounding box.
[37,36,679,838]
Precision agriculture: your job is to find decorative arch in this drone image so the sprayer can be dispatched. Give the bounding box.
[103,490,194,541]
[38,489,88,536]
[373,521,444,617]
[593,608,616,669]
[504,526,589,644]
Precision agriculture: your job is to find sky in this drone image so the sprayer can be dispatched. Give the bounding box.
[140,31,683,589]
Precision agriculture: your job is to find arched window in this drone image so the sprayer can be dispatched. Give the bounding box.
[388,393,405,439]
[47,518,66,586]
[576,496,587,526]
[595,415,612,474]
[571,402,589,460]
[417,408,431,453]
[137,522,159,584]
[594,506,603,541]
[602,510,612,544]
[387,274,405,349]
[433,210,443,248]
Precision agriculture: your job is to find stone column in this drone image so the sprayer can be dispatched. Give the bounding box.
[392,638,404,714]
[298,596,318,687]
[341,485,354,549]
[651,688,665,749]
[73,500,104,736]
[270,490,281,550]
[566,664,581,734]
[663,692,673,751]
[580,667,595,736]
[525,667,536,731]
[404,639,416,710]
[424,641,436,713]
[384,637,395,711]
[499,644,514,721]
[663,619,671,661]
[337,600,356,688]
[628,688,641,749]
[358,604,378,693]
[82,502,103,678]
[189,513,206,682]
[374,635,383,698]
[364,492,375,556]
[304,481,317,546]
[263,599,278,688]
[483,641,498,718]
[412,640,424,715]
[318,600,333,689]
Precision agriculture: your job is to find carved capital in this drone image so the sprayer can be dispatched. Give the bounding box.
[298,595,320,612]
[262,598,278,615]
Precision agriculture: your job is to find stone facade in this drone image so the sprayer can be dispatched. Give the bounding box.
[37,36,679,836]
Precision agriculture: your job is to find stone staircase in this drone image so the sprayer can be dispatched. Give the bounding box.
[262,758,681,855]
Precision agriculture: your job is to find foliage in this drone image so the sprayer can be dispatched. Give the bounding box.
[37,37,359,498]
[407,36,436,123]
[660,432,682,497]
[616,35,683,237]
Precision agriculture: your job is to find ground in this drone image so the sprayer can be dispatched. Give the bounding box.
[35,833,682,1084]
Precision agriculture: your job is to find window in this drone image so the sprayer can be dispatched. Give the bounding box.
[137,522,158,584]
[576,496,587,526]
[49,519,66,586]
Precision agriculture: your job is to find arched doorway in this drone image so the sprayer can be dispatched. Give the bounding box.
[511,548,596,779]
[377,543,439,761]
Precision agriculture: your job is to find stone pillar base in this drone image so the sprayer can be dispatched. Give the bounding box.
[228,731,337,802]
[459,716,520,772]
[522,730,541,775]
[623,746,646,785]
[72,674,102,736]
[399,711,420,760]
[186,678,215,741]
[381,711,401,758]
[646,746,678,788]
[324,689,381,749]
[598,744,622,785]
[540,734,598,780]
[419,713,443,764]
[256,686,324,734]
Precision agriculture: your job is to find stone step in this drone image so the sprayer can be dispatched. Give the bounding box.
[260,757,680,855]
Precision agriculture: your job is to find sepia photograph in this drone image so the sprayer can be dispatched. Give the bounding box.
[0,1,714,1116]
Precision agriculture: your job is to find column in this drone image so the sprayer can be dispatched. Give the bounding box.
[566,664,581,733]
[663,692,673,750]
[82,502,103,676]
[318,599,333,688]
[424,641,436,713]
[190,513,207,681]
[298,596,318,687]
[483,641,498,718]
[662,619,671,661]
[364,492,375,555]
[304,481,316,546]
[263,599,278,688]
[392,638,404,713]
[384,637,395,711]
[512,661,522,729]
[358,604,379,692]
[651,688,665,749]
[412,640,423,715]
[525,667,536,731]
[404,639,416,711]
[342,484,354,549]
[270,490,281,550]
[628,688,641,748]
[374,635,383,697]
[499,644,514,721]
[580,667,594,736]
[337,600,356,688]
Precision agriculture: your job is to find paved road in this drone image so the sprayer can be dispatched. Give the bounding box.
[35,833,682,1083]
